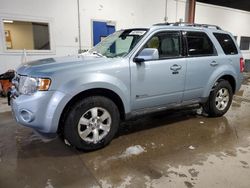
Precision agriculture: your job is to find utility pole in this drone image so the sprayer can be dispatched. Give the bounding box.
[77,0,82,53]
[188,0,196,23]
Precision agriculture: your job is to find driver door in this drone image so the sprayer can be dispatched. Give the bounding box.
[130,31,187,110]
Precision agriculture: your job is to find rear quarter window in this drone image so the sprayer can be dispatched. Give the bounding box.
[213,33,238,55]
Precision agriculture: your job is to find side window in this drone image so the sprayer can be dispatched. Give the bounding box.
[144,31,182,59]
[213,33,238,55]
[186,31,216,56]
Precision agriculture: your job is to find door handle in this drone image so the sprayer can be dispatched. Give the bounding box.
[170,64,182,71]
[210,61,218,67]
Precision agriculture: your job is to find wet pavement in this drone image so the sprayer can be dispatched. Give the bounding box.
[0,97,9,113]
[0,73,250,188]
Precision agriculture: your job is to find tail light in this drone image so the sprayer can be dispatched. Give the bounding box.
[240,57,245,73]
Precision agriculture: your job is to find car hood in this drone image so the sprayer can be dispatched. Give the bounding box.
[16,55,113,77]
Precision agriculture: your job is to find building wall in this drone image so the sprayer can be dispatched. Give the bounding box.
[0,0,80,73]
[195,2,250,59]
[0,0,249,73]
[79,0,166,49]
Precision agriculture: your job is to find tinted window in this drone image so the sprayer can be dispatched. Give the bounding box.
[144,31,182,59]
[240,36,250,50]
[213,33,238,55]
[186,32,216,56]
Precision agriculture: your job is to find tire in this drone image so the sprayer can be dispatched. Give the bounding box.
[203,80,233,117]
[63,96,120,151]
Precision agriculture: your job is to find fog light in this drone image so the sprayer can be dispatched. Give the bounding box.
[20,109,34,123]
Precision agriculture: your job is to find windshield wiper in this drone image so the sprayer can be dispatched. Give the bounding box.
[91,51,106,57]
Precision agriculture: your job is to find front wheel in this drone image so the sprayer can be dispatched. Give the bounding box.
[203,80,233,117]
[63,96,120,151]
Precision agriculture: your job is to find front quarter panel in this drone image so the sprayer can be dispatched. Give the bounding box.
[58,72,131,113]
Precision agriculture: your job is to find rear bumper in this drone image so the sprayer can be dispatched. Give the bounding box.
[11,90,67,133]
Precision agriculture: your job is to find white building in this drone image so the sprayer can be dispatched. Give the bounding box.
[0,0,249,73]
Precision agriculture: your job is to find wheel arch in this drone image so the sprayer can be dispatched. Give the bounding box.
[217,75,236,93]
[203,69,238,99]
[58,88,126,134]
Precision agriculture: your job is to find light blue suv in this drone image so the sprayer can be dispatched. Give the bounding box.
[10,23,245,151]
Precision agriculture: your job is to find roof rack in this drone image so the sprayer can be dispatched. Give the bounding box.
[153,22,222,30]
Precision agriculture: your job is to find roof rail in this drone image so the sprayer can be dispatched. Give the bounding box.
[153,22,222,30]
[153,22,171,26]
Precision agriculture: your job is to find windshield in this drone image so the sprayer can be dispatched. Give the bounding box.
[88,29,148,58]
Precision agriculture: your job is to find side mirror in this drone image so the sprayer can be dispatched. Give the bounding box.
[134,48,159,63]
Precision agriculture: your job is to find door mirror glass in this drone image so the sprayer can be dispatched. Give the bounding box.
[134,48,159,63]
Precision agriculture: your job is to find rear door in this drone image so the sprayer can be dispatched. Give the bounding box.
[183,31,219,101]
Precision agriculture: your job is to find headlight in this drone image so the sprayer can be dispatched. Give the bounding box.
[18,76,51,95]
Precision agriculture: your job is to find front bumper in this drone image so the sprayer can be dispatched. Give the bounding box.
[10,90,67,133]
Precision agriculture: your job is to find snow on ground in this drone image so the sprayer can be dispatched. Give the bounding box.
[92,145,146,171]
[105,145,146,161]
[45,179,54,188]
[99,176,133,188]
[188,145,196,150]
[120,145,146,158]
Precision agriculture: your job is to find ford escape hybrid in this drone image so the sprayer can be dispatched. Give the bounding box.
[9,23,244,151]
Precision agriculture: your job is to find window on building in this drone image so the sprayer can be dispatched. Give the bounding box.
[144,31,182,59]
[213,33,238,55]
[240,36,250,51]
[186,32,216,56]
[3,19,50,51]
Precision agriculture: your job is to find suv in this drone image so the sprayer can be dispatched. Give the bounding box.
[10,23,244,151]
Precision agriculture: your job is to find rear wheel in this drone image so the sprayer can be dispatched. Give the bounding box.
[203,80,233,117]
[63,96,120,151]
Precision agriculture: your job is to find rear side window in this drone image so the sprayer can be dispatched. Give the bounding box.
[213,33,238,55]
[186,31,216,56]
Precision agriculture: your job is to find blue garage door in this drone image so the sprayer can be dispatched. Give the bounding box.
[93,21,115,46]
